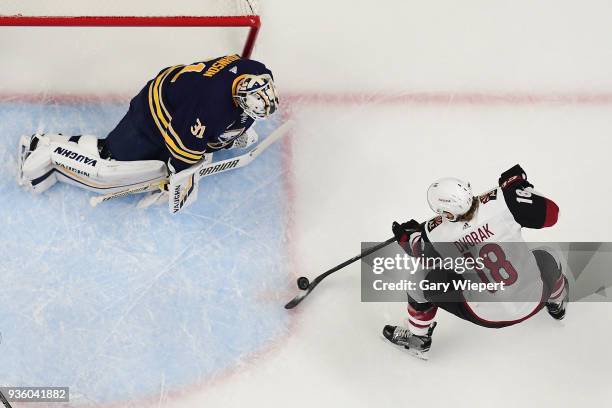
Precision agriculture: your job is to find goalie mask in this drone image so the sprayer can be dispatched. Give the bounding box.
[233,74,279,120]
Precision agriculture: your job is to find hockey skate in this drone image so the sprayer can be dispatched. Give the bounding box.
[546,276,569,320]
[382,322,437,360]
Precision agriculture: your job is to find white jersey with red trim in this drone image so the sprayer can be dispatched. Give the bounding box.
[422,187,544,323]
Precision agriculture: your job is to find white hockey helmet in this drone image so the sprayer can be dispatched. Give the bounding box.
[233,74,279,120]
[427,177,473,220]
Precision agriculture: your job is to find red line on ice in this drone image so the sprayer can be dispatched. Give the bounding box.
[5,91,612,105]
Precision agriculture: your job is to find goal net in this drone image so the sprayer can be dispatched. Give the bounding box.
[0,0,260,95]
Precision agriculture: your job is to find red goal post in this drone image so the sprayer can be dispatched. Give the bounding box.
[0,14,260,58]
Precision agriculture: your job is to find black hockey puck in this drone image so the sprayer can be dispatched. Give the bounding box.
[297,276,310,290]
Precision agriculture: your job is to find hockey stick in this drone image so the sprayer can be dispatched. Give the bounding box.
[284,236,398,309]
[0,389,13,408]
[193,119,293,179]
[90,120,293,207]
[89,180,166,207]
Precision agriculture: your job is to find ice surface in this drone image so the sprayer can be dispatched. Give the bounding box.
[2,0,612,407]
[181,102,612,408]
[0,98,292,404]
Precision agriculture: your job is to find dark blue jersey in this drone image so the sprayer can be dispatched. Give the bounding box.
[105,55,273,171]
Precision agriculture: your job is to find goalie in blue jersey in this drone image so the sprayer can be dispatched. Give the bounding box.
[18,55,279,210]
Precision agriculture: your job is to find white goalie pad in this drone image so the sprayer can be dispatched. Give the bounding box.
[19,134,58,193]
[19,134,167,194]
[167,154,213,214]
[168,168,199,214]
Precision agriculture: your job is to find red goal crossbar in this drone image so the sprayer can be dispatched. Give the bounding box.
[0,15,261,58]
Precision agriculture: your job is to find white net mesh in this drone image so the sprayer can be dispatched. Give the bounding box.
[0,0,261,95]
[1,0,258,17]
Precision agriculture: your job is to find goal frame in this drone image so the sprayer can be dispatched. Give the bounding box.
[0,14,261,58]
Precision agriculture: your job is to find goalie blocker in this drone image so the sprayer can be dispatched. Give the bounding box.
[143,122,291,214]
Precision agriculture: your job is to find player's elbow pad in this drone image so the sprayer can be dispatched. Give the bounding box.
[542,199,559,227]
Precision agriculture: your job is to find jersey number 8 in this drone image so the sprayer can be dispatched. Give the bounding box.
[465,244,519,291]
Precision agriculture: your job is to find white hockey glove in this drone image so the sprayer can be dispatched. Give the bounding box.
[225,128,258,150]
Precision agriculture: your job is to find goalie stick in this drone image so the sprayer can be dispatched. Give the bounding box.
[284,237,398,309]
[90,120,294,207]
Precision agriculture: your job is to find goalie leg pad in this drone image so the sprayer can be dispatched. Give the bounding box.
[21,134,168,194]
[19,134,59,193]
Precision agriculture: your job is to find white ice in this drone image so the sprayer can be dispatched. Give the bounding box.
[1,0,611,407]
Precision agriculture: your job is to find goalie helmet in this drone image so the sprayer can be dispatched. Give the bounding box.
[427,177,473,220]
[233,74,279,120]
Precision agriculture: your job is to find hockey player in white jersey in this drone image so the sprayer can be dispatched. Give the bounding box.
[383,165,567,359]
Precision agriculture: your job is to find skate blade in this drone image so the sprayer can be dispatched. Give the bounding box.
[380,336,430,361]
[404,347,429,360]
